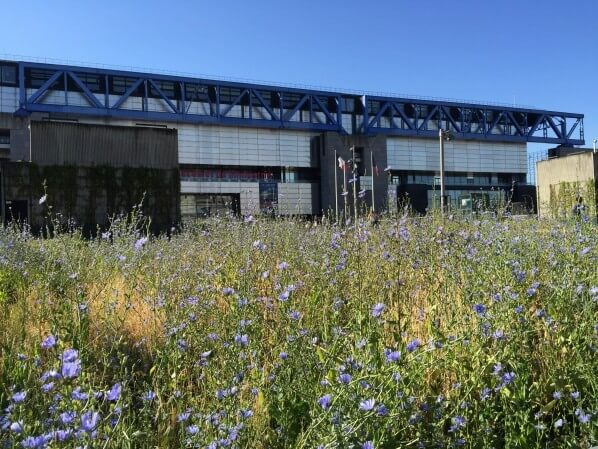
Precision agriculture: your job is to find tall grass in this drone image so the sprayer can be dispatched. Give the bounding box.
[0,211,596,448]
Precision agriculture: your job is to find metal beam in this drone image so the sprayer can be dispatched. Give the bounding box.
[27,70,63,104]
[9,60,583,145]
[220,89,249,117]
[111,78,144,110]
[312,95,337,125]
[67,71,103,108]
[147,79,178,114]
[251,89,279,121]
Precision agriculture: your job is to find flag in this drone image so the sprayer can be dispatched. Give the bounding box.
[338,157,346,171]
[372,154,380,176]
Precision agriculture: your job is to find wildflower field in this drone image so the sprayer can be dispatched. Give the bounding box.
[0,213,596,448]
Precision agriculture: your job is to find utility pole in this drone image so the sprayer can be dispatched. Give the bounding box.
[438,129,452,214]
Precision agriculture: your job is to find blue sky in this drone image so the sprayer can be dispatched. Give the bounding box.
[1,0,596,153]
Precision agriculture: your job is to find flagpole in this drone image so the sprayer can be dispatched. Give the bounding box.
[343,162,347,221]
[371,150,376,214]
[334,149,339,223]
[352,146,358,224]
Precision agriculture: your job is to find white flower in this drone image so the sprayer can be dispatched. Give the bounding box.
[39,194,47,205]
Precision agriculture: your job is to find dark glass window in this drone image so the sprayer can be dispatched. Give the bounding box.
[0,130,10,145]
[26,69,56,89]
[259,182,278,212]
[110,76,141,95]
[184,84,210,102]
[148,80,179,100]
[72,73,103,94]
[1,65,17,85]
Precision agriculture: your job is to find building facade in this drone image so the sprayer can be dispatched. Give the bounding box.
[0,59,585,226]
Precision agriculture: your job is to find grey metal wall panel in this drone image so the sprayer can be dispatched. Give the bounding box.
[30,121,178,168]
[387,137,526,173]
[0,87,18,113]
[278,183,315,215]
[177,125,316,167]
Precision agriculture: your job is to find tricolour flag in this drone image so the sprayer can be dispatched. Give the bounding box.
[338,157,346,171]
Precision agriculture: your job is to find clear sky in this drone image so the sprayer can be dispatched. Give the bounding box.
[1,0,596,153]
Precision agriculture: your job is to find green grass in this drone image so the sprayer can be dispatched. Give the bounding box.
[0,212,596,448]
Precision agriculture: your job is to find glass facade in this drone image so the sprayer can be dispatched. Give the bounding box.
[180,165,318,183]
[181,194,240,218]
[389,170,526,187]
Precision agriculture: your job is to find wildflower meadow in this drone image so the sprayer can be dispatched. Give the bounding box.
[0,210,596,448]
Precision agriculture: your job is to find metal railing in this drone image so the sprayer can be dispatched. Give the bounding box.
[0,53,536,109]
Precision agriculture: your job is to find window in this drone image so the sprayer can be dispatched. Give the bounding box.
[180,166,279,182]
[0,64,17,85]
[148,80,179,100]
[26,69,56,89]
[181,194,239,218]
[0,130,9,145]
[259,182,278,213]
[110,76,141,95]
[72,73,103,93]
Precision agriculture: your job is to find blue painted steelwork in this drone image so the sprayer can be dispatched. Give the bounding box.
[5,60,585,145]
[363,95,584,145]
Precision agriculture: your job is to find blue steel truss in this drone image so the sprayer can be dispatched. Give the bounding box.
[8,60,585,145]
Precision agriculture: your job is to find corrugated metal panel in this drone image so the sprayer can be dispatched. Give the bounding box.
[177,124,316,167]
[30,121,178,168]
[386,137,527,173]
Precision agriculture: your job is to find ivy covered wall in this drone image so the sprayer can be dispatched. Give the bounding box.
[548,179,597,219]
[1,162,180,235]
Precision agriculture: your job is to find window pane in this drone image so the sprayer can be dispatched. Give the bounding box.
[1,66,17,85]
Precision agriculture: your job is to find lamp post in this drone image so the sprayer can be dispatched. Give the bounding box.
[438,129,452,213]
[593,139,597,153]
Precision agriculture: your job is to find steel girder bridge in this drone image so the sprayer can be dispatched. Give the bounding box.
[5,60,585,146]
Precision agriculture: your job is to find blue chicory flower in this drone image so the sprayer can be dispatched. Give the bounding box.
[107,383,122,402]
[359,398,376,411]
[41,335,57,350]
[318,394,332,410]
[406,339,420,353]
[338,373,352,385]
[371,303,386,318]
[80,411,101,433]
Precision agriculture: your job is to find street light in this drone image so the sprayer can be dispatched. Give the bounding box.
[438,129,453,213]
[593,139,597,153]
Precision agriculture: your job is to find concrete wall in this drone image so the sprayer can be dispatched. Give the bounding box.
[387,137,526,174]
[536,152,597,218]
[0,113,31,161]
